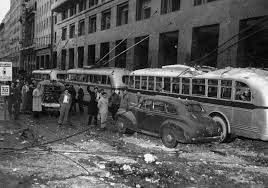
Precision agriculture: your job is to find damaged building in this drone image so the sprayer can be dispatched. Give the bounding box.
[46,0,268,69]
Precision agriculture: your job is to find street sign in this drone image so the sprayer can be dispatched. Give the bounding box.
[0,62,12,81]
[1,85,9,96]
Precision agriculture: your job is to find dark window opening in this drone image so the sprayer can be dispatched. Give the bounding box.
[134,36,149,70]
[237,16,268,68]
[61,10,68,20]
[89,0,98,8]
[191,24,219,67]
[78,0,87,12]
[136,0,151,20]
[62,27,67,40]
[159,31,178,67]
[78,19,85,36]
[88,15,97,33]
[69,24,75,38]
[61,49,66,70]
[88,44,96,65]
[115,40,127,68]
[70,4,76,16]
[53,52,57,68]
[69,48,74,69]
[78,46,84,68]
[161,0,180,14]
[100,42,110,66]
[117,2,128,26]
[101,9,111,30]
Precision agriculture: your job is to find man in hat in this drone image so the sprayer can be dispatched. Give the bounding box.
[58,89,72,126]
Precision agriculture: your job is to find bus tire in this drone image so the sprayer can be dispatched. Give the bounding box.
[212,115,230,143]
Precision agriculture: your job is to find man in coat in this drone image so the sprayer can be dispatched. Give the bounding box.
[108,89,121,120]
[77,85,84,113]
[97,92,109,131]
[32,83,43,118]
[87,86,98,126]
[58,89,72,126]
[8,82,15,119]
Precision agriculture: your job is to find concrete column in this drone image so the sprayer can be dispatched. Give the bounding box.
[178,26,192,66]
[96,13,102,32]
[150,0,161,16]
[126,38,135,70]
[149,33,159,68]
[110,6,116,28]
[128,0,136,24]
[95,43,101,61]
[217,19,239,68]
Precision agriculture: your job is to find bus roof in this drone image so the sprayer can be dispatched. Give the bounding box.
[67,68,130,75]
[32,69,67,74]
[130,68,202,77]
[196,67,268,81]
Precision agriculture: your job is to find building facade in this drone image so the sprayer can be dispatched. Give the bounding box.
[51,0,268,70]
[0,11,11,63]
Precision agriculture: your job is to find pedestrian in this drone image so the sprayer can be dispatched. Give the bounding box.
[21,81,29,112]
[119,88,130,111]
[87,86,98,126]
[25,84,34,113]
[7,82,15,119]
[13,82,22,120]
[97,92,109,131]
[32,83,43,118]
[77,85,84,113]
[108,89,121,120]
[58,89,72,126]
[94,86,101,101]
[69,85,76,113]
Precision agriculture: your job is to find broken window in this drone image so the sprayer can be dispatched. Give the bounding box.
[69,48,74,69]
[237,16,268,68]
[134,36,149,70]
[78,19,85,36]
[136,0,151,21]
[117,2,128,26]
[78,46,84,68]
[159,31,179,66]
[191,24,219,67]
[88,44,96,65]
[100,42,110,65]
[101,9,111,30]
[161,0,180,14]
[115,40,127,68]
[88,15,97,33]
[69,24,75,38]
[61,27,67,40]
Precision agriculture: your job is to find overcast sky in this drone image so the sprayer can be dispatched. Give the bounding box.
[0,0,10,23]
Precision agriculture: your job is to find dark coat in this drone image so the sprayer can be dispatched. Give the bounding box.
[88,90,98,115]
[77,87,84,101]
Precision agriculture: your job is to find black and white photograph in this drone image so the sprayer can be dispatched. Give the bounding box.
[0,0,267,187]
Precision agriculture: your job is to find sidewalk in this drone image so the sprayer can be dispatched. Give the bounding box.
[0,102,10,121]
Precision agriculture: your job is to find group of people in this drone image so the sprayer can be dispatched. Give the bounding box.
[58,85,130,131]
[7,80,44,120]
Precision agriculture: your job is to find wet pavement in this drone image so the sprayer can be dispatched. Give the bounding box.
[0,109,267,187]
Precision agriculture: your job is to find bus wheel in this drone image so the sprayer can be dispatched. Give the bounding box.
[212,116,229,143]
[161,125,178,148]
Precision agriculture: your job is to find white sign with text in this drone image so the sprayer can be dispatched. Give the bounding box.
[0,62,12,81]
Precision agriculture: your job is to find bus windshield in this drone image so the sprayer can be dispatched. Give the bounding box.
[185,103,204,112]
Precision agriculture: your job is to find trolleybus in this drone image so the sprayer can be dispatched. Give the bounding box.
[32,69,67,82]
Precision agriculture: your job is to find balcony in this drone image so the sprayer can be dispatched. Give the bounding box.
[51,0,77,12]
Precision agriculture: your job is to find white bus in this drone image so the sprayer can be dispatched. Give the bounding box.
[32,69,67,82]
[125,67,268,142]
[66,67,130,102]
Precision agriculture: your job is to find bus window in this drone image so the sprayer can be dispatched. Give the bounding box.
[192,79,205,96]
[135,76,141,89]
[129,76,134,88]
[122,76,129,85]
[107,77,111,85]
[171,77,180,94]
[163,77,171,93]
[156,77,162,92]
[82,75,87,82]
[141,76,147,90]
[101,75,107,84]
[220,80,232,99]
[148,77,154,91]
[235,81,251,102]
[94,75,101,84]
[208,79,218,98]
[182,78,190,95]
[57,74,66,80]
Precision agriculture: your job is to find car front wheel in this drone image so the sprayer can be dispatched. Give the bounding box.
[161,126,178,148]
[116,116,134,134]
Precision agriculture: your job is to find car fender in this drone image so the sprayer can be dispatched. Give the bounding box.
[116,109,137,126]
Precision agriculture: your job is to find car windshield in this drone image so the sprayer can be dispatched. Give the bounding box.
[186,103,204,112]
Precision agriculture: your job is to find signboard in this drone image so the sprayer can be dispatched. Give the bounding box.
[1,85,9,96]
[0,62,12,81]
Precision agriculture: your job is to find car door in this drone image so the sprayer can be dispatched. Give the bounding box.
[136,99,154,132]
[148,100,167,134]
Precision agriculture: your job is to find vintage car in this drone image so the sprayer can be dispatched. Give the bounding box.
[116,95,223,148]
[39,80,65,112]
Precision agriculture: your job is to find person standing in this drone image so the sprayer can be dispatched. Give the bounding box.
[32,84,43,118]
[77,85,84,114]
[13,82,22,120]
[119,89,130,111]
[58,89,72,126]
[25,84,34,113]
[97,92,109,131]
[108,89,121,120]
[94,86,101,101]
[21,81,29,112]
[87,86,98,126]
[8,82,15,119]
[69,85,76,113]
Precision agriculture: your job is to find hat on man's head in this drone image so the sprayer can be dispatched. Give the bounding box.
[94,86,98,90]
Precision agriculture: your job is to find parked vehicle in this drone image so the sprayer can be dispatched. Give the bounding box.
[32,69,67,82]
[125,67,268,142]
[115,95,222,148]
